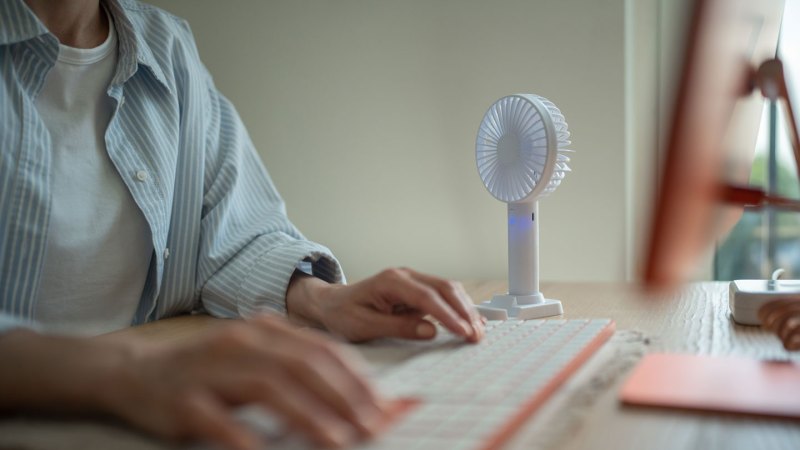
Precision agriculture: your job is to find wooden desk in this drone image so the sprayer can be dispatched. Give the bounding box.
[2,281,799,449]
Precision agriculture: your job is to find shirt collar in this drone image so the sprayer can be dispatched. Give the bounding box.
[0,0,171,93]
[0,0,49,45]
[105,0,171,93]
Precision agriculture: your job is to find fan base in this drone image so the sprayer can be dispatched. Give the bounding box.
[477,294,563,320]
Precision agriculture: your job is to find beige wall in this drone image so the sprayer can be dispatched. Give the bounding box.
[148,0,634,284]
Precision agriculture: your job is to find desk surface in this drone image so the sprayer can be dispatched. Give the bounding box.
[4,281,800,450]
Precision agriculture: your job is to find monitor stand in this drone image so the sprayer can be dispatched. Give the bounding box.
[720,58,800,210]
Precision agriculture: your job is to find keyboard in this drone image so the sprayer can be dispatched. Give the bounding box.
[232,318,614,450]
[365,318,615,450]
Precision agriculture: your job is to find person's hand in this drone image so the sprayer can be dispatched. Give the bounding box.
[286,268,485,343]
[758,299,800,351]
[101,315,390,450]
[0,316,391,450]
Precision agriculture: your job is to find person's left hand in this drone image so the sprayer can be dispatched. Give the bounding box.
[286,268,485,343]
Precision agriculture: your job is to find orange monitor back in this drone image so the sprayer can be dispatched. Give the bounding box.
[643,0,800,290]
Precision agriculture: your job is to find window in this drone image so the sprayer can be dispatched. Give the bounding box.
[715,0,800,280]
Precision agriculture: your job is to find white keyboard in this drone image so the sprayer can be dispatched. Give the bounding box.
[364,318,615,450]
[232,319,614,450]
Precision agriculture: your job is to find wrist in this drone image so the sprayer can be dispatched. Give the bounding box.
[92,336,148,416]
[285,271,339,329]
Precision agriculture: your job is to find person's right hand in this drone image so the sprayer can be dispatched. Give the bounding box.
[0,315,391,450]
[101,314,390,450]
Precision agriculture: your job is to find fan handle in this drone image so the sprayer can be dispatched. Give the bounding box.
[477,201,564,320]
[508,201,542,297]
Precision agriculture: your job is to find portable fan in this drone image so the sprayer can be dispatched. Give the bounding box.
[476,94,572,320]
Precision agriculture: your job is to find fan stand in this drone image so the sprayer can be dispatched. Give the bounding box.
[477,294,563,321]
[477,202,564,320]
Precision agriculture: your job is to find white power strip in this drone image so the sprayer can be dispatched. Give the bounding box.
[729,279,800,325]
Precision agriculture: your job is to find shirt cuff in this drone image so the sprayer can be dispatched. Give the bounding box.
[0,314,37,336]
[201,232,345,319]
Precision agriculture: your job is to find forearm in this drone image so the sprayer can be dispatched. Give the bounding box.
[0,329,134,413]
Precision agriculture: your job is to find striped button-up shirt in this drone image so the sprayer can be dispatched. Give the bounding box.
[0,0,343,332]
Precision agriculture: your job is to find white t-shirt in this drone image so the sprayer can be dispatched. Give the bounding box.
[34,13,153,336]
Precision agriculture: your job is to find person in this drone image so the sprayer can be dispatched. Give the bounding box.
[0,0,485,449]
[759,300,800,351]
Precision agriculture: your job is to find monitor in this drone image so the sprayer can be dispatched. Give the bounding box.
[643,0,789,290]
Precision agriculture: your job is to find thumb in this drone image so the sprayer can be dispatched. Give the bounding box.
[358,312,438,341]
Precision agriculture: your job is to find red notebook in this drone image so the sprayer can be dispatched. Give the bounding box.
[620,353,800,419]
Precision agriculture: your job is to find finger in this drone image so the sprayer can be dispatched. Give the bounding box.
[404,270,484,342]
[404,270,477,321]
[757,301,800,350]
[759,300,800,331]
[249,316,389,434]
[779,315,800,350]
[252,315,382,403]
[179,390,259,450]
[381,270,472,339]
[222,374,357,449]
[773,305,800,339]
[758,300,785,328]
[787,331,800,351]
[390,303,426,316]
[274,342,387,437]
[353,308,438,341]
[772,309,800,347]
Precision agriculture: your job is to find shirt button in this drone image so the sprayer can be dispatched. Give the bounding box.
[135,170,148,182]
[163,248,170,260]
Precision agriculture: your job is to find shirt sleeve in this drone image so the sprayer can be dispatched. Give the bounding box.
[195,84,345,319]
[0,313,37,335]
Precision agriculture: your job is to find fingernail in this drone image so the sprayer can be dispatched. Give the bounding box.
[416,322,435,338]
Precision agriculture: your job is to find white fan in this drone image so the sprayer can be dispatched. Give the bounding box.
[475,94,573,320]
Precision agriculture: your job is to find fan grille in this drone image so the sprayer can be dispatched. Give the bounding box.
[476,95,571,203]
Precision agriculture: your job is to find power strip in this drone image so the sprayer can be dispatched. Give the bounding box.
[729,279,800,325]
